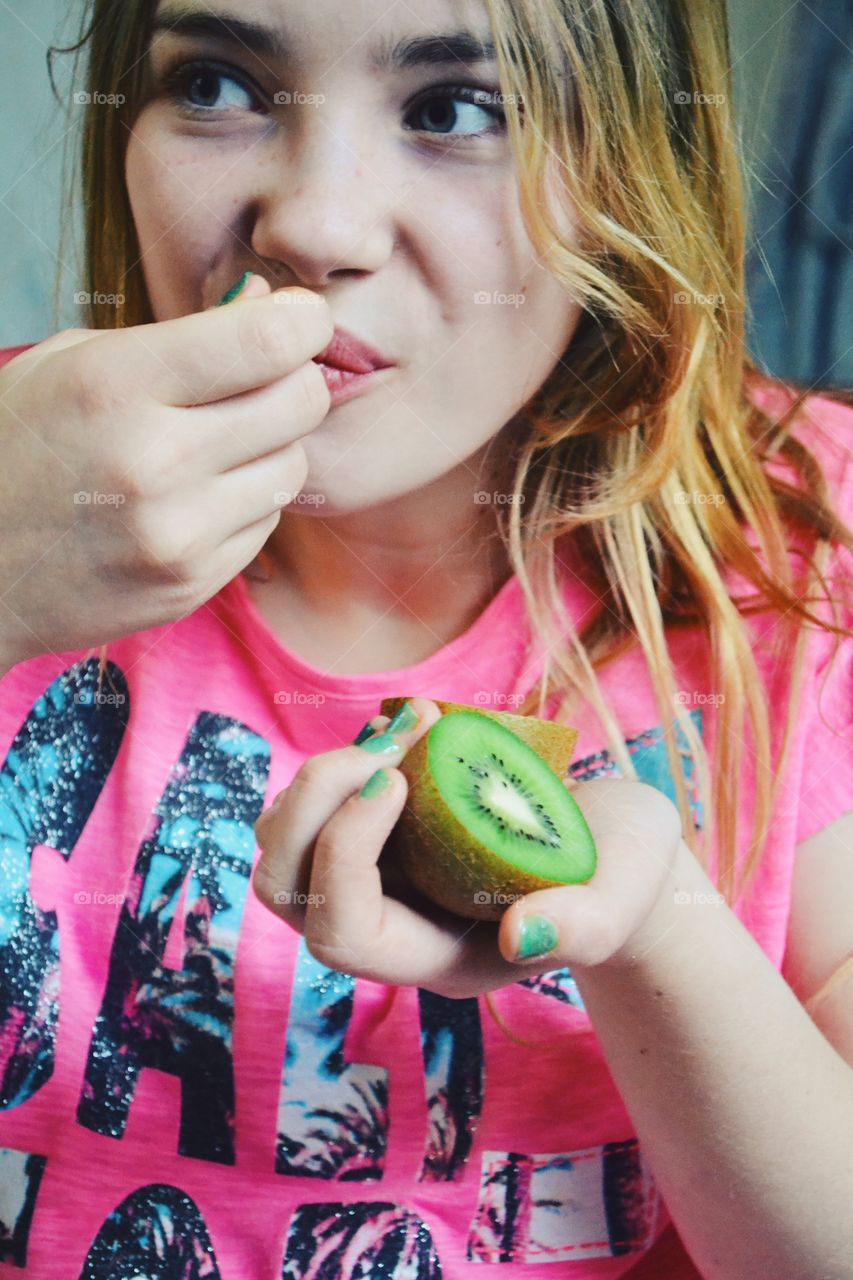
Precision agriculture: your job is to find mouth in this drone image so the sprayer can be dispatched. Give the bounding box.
[313,325,395,374]
[313,325,395,406]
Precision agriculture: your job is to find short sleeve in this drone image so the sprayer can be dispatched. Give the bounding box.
[795,618,853,844]
[789,393,853,844]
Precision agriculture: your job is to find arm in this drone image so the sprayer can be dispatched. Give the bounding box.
[571,823,853,1280]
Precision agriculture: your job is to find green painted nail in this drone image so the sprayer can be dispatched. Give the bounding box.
[216,270,252,306]
[515,914,559,961]
[352,721,377,746]
[386,701,419,734]
[359,731,403,755]
[359,768,390,798]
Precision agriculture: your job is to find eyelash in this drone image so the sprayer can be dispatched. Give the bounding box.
[156,57,507,138]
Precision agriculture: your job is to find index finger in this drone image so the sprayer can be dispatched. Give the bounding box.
[119,287,335,408]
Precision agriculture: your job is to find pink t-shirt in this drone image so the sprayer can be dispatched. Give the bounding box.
[0,342,850,1279]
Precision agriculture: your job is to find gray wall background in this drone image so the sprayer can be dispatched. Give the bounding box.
[1,1,848,386]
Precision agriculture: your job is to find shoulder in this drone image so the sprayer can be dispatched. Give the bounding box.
[744,371,853,521]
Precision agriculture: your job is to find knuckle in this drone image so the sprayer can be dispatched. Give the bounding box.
[131,505,201,579]
[240,306,301,372]
[312,824,345,865]
[289,755,331,794]
[251,861,289,913]
[303,933,351,974]
[105,448,158,505]
[69,344,128,420]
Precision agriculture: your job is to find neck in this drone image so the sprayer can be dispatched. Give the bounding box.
[251,449,519,672]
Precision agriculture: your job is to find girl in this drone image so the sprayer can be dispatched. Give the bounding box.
[0,0,851,1277]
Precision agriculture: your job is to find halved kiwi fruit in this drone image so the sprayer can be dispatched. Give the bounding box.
[378,697,597,921]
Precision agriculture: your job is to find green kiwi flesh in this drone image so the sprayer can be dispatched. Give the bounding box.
[386,708,597,921]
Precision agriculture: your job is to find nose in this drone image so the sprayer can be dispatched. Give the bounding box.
[249,107,396,288]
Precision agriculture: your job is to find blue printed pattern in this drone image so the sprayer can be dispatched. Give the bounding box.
[277,938,388,1179]
[0,660,127,1107]
[0,1146,47,1267]
[79,1184,221,1278]
[282,1202,442,1279]
[468,1141,659,1263]
[518,966,586,1011]
[417,988,484,1181]
[0,662,705,1272]
[76,712,269,1164]
[569,709,704,829]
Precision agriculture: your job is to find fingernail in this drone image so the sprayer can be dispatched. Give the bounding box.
[352,721,378,746]
[386,701,420,734]
[514,915,559,961]
[359,767,391,798]
[216,270,252,306]
[359,731,404,755]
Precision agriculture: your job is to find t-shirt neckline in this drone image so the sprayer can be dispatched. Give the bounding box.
[217,568,526,698]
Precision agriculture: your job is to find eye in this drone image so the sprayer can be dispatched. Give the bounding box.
[404,86,506,138]
[158,58,259,115]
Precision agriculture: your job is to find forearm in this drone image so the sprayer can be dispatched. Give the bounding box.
[571,840,853,1280]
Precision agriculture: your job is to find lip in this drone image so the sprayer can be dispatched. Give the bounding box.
[315,363,392,408]
[313,325,395,374]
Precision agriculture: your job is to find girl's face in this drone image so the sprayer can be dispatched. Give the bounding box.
[127,0,583,514]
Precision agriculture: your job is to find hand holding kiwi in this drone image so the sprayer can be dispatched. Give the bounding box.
[377,697,597,921]
[253,695,687,997]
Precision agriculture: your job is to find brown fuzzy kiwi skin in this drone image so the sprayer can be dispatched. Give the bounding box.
[378,697,584,922]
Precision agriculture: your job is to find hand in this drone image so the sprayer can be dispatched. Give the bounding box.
[252,698,687,999]
[0,274,333,669]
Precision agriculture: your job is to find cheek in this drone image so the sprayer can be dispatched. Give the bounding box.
[125,121,229,317]
[424,180,582,410]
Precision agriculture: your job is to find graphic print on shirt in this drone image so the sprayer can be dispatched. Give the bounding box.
[417,987,484,1182]
[468,1140,659,1264]
[0,658,703,1272]
[0,1146,47,1267]
[79,1183,221,1280]
[76,710,270,1164]
[0,660,128,1108]
[277,937,389,1179]
[282,1201,442,1280]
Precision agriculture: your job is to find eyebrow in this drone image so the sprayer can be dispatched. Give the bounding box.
[150,9,497,70]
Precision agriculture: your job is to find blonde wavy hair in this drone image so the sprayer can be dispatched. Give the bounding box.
[49,1,852,1038]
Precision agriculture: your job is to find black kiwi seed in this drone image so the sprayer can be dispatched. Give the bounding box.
[462,751,563,849]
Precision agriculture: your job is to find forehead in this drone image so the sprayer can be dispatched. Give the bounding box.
[150,0,497,70]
